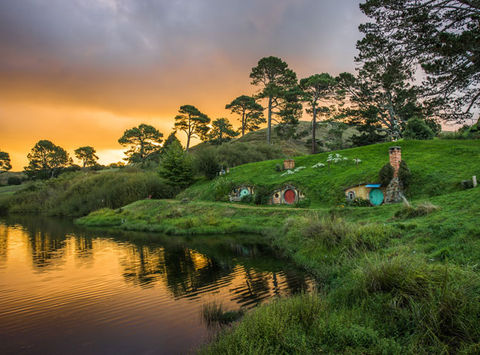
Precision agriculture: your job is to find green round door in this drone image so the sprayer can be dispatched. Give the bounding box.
[240,188,250,198]
[369,188,384,206]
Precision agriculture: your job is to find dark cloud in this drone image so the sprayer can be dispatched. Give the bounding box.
[0,0,365,169]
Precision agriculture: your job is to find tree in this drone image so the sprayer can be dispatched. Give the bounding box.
[359,0,480,123]
[300,73,337,154]
[24,140,71,179]
[74,146,99,168]
[250,56,298,144]
[158,141,194,189]
[174,105,210,151]
[0,151,12,173]
[225,95,265,136]
[336,58,423,140]
[162,132,182,152]
[193,147,221,180]
[403,117,435,140]
[274,85,303,140]
[118,124,163,166]
[208,118,239,145]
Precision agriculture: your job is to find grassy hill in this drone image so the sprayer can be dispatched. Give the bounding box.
[191,120,358,157]
[78,138,480,353]
[181,139,480,206]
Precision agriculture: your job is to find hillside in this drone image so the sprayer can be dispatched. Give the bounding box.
[181,139,480,206]
[191,120,359,157]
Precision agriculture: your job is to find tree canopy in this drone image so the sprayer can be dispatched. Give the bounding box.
[158,140,194,189]
[359,0,480,122]
[0,151,12,173]
[74,146,99,168]
[118,124,163,166]
[174,105,210,151]
[225,95,265,136]
[208,118,239,145]
[24,140,71,179]
[250,56,298,144]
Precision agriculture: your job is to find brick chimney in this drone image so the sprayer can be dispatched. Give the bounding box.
[389,146,402,177]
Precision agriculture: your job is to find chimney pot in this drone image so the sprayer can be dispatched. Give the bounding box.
[389,146,402,177]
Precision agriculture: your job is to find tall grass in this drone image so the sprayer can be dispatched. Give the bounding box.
[2,170,174,217]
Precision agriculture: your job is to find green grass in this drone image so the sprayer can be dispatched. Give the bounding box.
[0,170,175,217]
[181,139,480,206]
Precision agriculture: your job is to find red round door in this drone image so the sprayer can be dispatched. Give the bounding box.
[284,189,296,204]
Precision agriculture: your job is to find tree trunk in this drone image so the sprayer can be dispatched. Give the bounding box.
[242,110,246,137]
[312,104,317,154]
[267,97,272,144]
[186,134,191,151]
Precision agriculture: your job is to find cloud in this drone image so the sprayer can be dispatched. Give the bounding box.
[0,0,365,169]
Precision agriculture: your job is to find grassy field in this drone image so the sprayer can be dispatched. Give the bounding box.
[77,138,480,353]
[181,139,480,206]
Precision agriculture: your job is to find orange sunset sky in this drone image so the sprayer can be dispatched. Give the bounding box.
[0,0,368,170]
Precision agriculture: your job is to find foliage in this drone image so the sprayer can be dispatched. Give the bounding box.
[225,95,265,137]
[1,170,171,217]
[250,56,298,144]
[193,147,221,180]
[398,160,412,188]
[403,117,435,140]
[24,140,72,179]
[7,176,22,185]
[379,163,394,187]
[347,197,371,207]
[359,0,480,123]
[158,141,194,189]
[162,132,182,152]
[254,185,271,205]
[74,146,99,168]
[202,301,243,326]
[0,151,12,173]
[174,105,210,151]
[208,118,238,145]
[118,124,163,166]
[300,73,337,154]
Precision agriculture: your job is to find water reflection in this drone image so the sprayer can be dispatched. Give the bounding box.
[0,216,315,354]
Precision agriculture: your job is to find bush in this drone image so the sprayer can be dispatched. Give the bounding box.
[193,147,221,180]
[7,176,22,185]
[254,185,271,205]
[379,163,394,186]
[212,177,235,202]
[347,197,371,207]
[3,171,173,217]
[398,160,412,188]
[403,117,435,140]
[159,141,194,189]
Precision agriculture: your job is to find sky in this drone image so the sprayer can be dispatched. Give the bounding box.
[0,0,366,170]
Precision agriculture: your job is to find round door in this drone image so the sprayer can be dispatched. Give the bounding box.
[369,188,384,206]
[283,189,296,204]
[240,188,250,198]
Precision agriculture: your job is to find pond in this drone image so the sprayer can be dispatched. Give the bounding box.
[0,216,315,354]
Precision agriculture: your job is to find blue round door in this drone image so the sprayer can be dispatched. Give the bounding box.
[369,188,384,206]
[240,188,250,197]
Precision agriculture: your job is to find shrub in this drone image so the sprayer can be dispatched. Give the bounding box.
[212,177,235,202]
[379,163,394,186]
[159,141,194,189]
[240,194,253,203]
[4,171,173,217]
[398,160,412,188]
[294,197,311,208]
[274,163,283,172]
[347,197,371,207]
[7,176,22,185]
[403,117,435,140]
[193,147,221,180]
[254,185,271,205]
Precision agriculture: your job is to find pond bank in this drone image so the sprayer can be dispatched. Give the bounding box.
[78,189,480,353]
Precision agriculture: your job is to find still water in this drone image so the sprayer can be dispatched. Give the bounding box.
[0,216,314,354]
